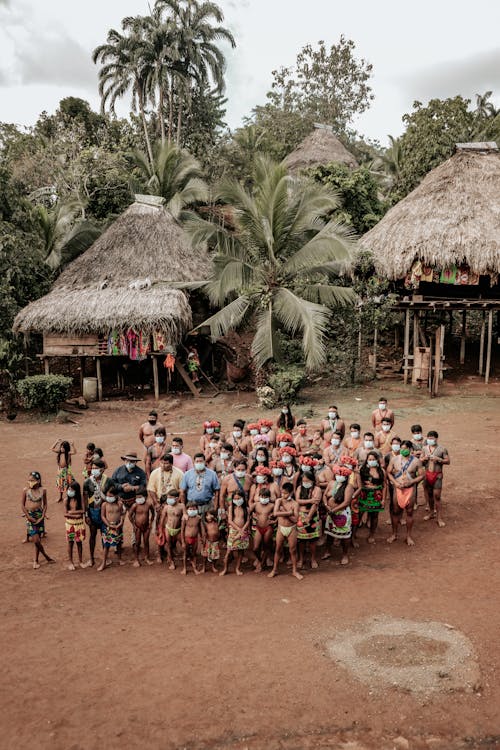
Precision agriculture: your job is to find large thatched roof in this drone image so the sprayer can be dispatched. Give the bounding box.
[360,143,500,279]
[14,197,211,341]
[284,125,359,172]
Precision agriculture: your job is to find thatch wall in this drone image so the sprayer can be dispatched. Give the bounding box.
[13,200,209,342]
[360,147,500,279]
[284,127,358,172]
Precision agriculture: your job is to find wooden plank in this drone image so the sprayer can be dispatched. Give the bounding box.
[479,313,486,375]
[96,358,103,402]
[79,357,85,394]
[485,310,493,384]
[152,355,159,400]
[403,310,411,385]
[460,310,466,365]
[432,326,442,397]
[44,357,50,375]
[175,360,200,397]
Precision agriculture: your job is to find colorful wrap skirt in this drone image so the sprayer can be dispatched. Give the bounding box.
[26,508,44,537]
[65,516,86,543]
[102,525,123,548]
[203,540,220,560]
[358,486,384,513]
[227,526,249,550]
[57,466,73,493]
[297,510,321,540]
[325,506,352,539]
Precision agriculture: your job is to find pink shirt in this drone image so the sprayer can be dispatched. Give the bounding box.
[172,452,193,473]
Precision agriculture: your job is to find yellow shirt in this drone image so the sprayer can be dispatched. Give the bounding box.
[147,466,184,498]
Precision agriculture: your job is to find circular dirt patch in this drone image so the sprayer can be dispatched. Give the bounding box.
[326,617,480,694]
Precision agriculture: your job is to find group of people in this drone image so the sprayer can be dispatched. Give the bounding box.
[21,399,450,578]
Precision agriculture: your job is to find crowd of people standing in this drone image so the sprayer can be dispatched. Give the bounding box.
[21,399,450,578]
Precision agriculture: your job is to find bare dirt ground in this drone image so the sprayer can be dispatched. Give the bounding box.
[1,379,500,750]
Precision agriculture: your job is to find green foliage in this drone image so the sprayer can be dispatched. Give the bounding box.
[308,162,387,234]
[17,375,73,412]
[250,107,313,163]
[266,37,373,132]
[395,97,475,199]
[267,365,305,404]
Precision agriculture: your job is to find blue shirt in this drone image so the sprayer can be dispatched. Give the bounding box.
[180,468,220,504]
[111,464,147,503]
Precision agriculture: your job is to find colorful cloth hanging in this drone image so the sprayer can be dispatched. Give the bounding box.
[440,266,457,284]
[153,330,167,352]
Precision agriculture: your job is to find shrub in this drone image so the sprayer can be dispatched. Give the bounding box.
[17,374,73,412]
[268,365,305,405]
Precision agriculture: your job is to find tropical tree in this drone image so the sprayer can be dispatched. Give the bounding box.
[185,157,357,370]
[131,140,208,219]
[370,135,403,197]
[35,202,101,270]
[475,91,497,119]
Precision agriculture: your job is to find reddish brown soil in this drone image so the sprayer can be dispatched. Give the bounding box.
[2,380,500,750]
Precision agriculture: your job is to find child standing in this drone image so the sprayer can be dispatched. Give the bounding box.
[128,493,155,567]
[157,490,186,569]
[21,472,55,569]
[202,510,221,573]
[98,486,125,571]
[65,481,86,570]
[181,502,205,575]
[249,488,275,573]
[82,442,96,479]
[220,491,250,576]
[51,438,76,502]
[268,483,303,580]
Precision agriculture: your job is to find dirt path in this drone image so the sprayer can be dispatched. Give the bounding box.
[1,381,500,750]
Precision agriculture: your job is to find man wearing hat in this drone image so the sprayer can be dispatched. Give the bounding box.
[111,451,147,510]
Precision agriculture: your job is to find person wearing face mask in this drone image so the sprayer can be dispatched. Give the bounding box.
[112,452,147,513]
[321,406,346,441]
[181,503,206,575]
[145,427,169,478]
[205,434,222,468]
[249,488,276,572]
[98,486,125,571]
[269,460,285,489]
[128,491,155,567]
[294,420,313,456]
[64,481,86,570]
[386,440,424,546]
[343,424,362,458]
[220,492,250,576]
[147,454,184,513]
[22,471,55,569]
[139,410,165,449]
[83,459,111,567]
[278,446,299,487]
[410,425,424,459]
[323,431,345,468]
[250,446,270,474]
[258,418,276,447]
[276,404,295,433]
[226,420,249,460]
[211,443,235,479]
[295,470,322,569]
[323,465,355,565]
[421,430,450,528]
[268,483,303,580]
[219,460,252,523]
[271,432,293,461]
[170,437,194,473]
[353,452,387,543]
[180,453,220,519]
[311,452,333,491]
[383,437,402,515]
[354,432,382,466]
[375,418,396,457]
[157,490,187,568]
[371,397,394,433]
[250,466,278,505]
[199,420,226,452]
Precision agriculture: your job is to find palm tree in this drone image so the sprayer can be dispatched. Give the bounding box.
[36,202,101,270]
[185,157,356,370]
[475,91,497,119]
[131,140,208,219]
[93,25,155,167]
[370,135,402,196]
[154,0,236,143]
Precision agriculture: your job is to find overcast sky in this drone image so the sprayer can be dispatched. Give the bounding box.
[1,0,500,146]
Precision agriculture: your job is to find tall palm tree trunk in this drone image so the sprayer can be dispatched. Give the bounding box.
[157,67,166,145]
[138,88,154,169]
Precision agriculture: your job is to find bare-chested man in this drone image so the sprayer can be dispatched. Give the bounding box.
[220,460,252,511]
[157,489,186,569]
[320,405,346,440]
[371,397,394,433]
[139,410,165,449]
[386,440,424,546]
[249,488,275,573]
[421,430,450,528]
[343,424,362,458]
[375,417,396,456]
[268,483,303,580]
[294,420,313,455]
[128,493,155,566]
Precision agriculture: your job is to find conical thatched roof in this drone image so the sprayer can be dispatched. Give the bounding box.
[360,143,500,279]
[284,125,358,172]
[14,197,211,342]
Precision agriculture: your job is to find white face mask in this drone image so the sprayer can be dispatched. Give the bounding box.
[91,468,101,478]
[281,408,288,414]
[282,455,292,464]
[233,498,244,507]
[427,438,436,446]
[187,509,198,517]
[279,441,288,448]
[368,460,379,468]
[106,496,116,503]
[351,431,360,439]
[171,447,181,455]
[206,428,214,434]
[167,498,177,506]
[220,452,230,460]
[209,442,218,449]
[272,468,283,476]
[302,481,313,489]
[331,438,340,447]
[194,462,205,472]
[260,427,269,433]
[125,462,136,471]
[260,497,270,505]
[155,436,165,444]
[328,411,337,419]
[391,444,401,453]
[67,489,76,498]
[335,475,347,483]
[379,403,387,411]
[234,470,246,479]
[256,455,266,462]
[256,476,266,484]
[233,431,242,439]
[364,440,374,449]
[135,496,146,505]
[250,429,259,436]
[382,425,391,432]
[413,434,422,441]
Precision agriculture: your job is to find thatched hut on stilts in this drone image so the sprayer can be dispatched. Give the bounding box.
[360,143,500,390]
[13,195,211,400]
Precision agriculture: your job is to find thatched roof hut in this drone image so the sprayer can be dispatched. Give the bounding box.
[360,143,500,279]
[284,123,359,172]
[14,196,211,343]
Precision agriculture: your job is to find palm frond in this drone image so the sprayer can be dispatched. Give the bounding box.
[282,220,356,278]
[196,295,251,340]
[251,304,282,369]
[273,287,329,370]
[300,284,357,307]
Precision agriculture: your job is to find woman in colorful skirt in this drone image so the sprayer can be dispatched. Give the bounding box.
[295,469,322,570]
[21,471,55,569]
[64,481,86,570]
[353,451,387,544]
[51,438,76,503]
[323,465,355,565]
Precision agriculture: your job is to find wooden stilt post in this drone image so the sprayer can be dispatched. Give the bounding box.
[44,357,50,375]
[80,357,85,395]
[460,310,466,365]
[479,312,486,375]
[96,357,103,402]
[372,325,378,376]
[403,309,411,385]
[152,355,160,401]
[413,311,418,352]
[485,309,493,384]
[432,325,442,397]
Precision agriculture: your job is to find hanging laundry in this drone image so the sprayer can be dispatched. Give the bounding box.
[163,353,176,372]
[119,333,128,355]
[440,266,457,284]
[127,329,140,360]
[107,330,120,356]
[153,330,167,352]
[420,264,434,282]
[138,331,151,360]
